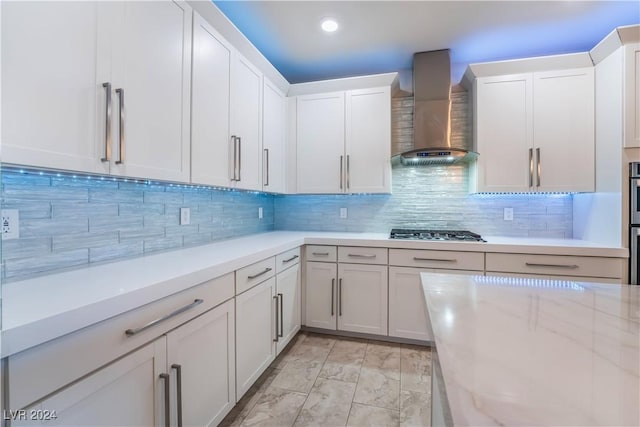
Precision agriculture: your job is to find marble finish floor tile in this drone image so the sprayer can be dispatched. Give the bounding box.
[347,403,400,427]
[221,332,433,427]
[294,378,356,427]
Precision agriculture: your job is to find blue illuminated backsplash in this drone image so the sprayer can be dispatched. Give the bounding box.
[1,164,572,282]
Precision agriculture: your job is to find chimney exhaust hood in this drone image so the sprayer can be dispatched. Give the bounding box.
[397,49,477,166]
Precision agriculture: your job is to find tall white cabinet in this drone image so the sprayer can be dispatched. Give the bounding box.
[470,58,595,193]
[2,0,192,182]
[262,79,288,193]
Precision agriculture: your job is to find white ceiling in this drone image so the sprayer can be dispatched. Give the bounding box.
[213,1,640,86]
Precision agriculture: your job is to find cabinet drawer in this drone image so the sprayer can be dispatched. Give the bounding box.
[236,257,276,294]
[305,245,337,262]
[276,247,301,273]
[389,249,484,271]
[486,253,624,279]
[8,273,234,410]
[338,246,388,265]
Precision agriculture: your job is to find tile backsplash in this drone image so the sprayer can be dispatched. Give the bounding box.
[1,169,274,281]
[275,164,573,236]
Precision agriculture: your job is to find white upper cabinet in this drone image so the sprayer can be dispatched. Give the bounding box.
[533,68,594,192]
[191,11,232,187]
[2,1,192,183]
[296,92,346,193]
[345,87,392,193]
[230,52,263,191]
[262,78,287,193]
[1,1,108,174]
[109,0,192,182]
[624,43,640,148]
[471,63,594,193]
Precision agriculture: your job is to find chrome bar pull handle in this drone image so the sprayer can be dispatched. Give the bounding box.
[282,255,299,263]
[171,364,183,427]
[278,293,284,337]
[115,88,125,164]
[273,295,279,342]
[346,155,350,190]
[264,148,269,186]
[339,155,344,190]
[536,147,541,187]
[413,257,457,263]
[101,83,112,162]
[312,252,329,256]
[247,267,272,280]
[125,299,204,336]
[338,278,343,316]
[237,136,242,181]
[525,262,579,269]
[529,148,533,187]
[348,254,376,259]
[230,136,237,181]
[331,278,335,316]
[160,373,170,427]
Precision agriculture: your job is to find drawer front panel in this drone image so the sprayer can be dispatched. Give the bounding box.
[338,246,388,265]
[486,253,624,279]
[389,249,484,271]
[236,257,276,294]
[305,245,337,262]
[8,273,234,410]
[276,247,301,273]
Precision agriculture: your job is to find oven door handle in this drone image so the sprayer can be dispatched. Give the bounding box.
[631,227,640,285]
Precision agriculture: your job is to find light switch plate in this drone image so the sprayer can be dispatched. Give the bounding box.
[2,209,20,240]
[180,208,191,225]
[340,207,348,219]
[258,207,263,219]
[503,208,514,221]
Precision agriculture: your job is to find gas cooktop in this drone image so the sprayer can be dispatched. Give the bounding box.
[389,229,486,242]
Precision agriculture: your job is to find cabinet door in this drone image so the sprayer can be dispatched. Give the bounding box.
[534,68,594,192]
[345,87,391,193]
[1,1,109,174]
[191,12,232,187]
[276,264,301,354]
[17,338,167,427]
[388,267,432,341]
[166,299,235,427]
[474,74,533,192]
[263,78,287,193]
[624,43,640,148]
[296,92,345,193]
[305,261,337,330]
[231,52,263,191]
[338,263,388,335]
[235,277,276,399]
[109,0,192,182]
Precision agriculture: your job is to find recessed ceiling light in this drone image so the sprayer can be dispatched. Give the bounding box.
[321,18,338,33]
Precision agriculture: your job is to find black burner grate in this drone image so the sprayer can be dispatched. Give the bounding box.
[389,229,486,242]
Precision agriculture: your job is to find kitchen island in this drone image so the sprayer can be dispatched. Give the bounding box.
[421,272,640,426]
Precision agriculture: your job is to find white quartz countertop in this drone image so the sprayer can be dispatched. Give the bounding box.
[1,231,627,357]
[421,272,640,426]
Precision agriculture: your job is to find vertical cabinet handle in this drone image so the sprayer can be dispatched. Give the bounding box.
[264,148,270,186]
[536,147,541,187]
[101,83,112,162]
[338,278,343,316]
[237,137,242,181]
[346,155,350,190]
[230,136,237,181]
[273,295,279,342]
[278,293,284,337]
[171,364,183,427]
[159,373,170,427]
[339,155,344,190]
[115,88,125,165]
[331,278,335,316]
[528,148,533,188]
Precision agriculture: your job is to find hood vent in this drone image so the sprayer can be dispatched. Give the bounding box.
[397,49,477,166]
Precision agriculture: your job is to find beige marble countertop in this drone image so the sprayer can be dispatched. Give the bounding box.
[421,272,640,426]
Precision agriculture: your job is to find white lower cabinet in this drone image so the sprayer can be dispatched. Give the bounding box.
[337,263,388,335]
[17,338,167,427]
[166,299,236,427]
[275,263,301,354]
[305,261,338,330]
[235,277,276,399]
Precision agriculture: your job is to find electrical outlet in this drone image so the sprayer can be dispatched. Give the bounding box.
[258,207,263,219]
[180,208,191,225]
[2,209,20,240]
[340,207,348,219]
[503,207,514,221]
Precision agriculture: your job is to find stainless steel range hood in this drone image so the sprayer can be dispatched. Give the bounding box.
[398,49,477,165]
